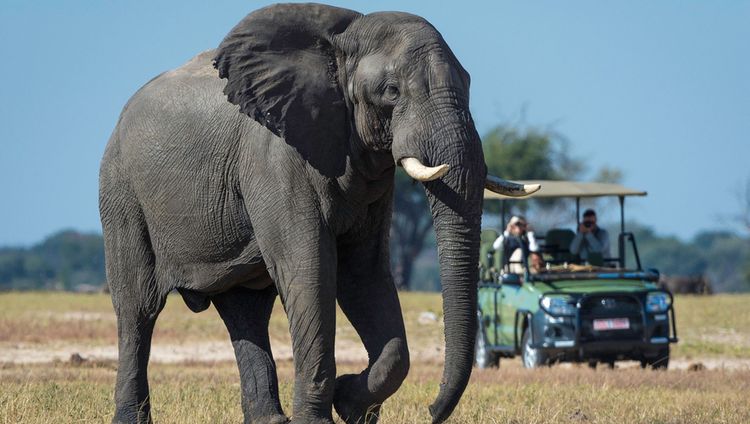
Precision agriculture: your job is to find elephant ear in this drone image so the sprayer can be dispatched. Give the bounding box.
[214,4,361,143]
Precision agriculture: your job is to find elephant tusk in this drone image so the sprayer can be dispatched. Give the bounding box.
[485,175,541,197]
[400,157,450,182]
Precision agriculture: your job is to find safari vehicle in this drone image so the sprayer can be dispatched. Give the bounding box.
[475,181,678,369]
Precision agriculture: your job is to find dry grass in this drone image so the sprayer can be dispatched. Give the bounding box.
[670,294,750,358]
[1,361,749,423]
[1,292,750,423]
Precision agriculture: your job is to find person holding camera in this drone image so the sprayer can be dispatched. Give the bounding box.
[492,215,539,274]
[570,209,611,263]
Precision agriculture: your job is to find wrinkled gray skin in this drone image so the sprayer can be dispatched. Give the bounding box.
[100,4,485,424]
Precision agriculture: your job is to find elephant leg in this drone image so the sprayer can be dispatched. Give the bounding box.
[112,303,164,424]
[103,200,166,424]
[275,256,338,424]
[212,286,288,424]
[249,220,338,424]
[333,212,410,423]
[334,274,409,424]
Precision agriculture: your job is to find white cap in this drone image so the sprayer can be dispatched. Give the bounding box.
[508,216,524,226]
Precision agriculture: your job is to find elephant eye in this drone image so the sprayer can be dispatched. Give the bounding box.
[383,84,400,102]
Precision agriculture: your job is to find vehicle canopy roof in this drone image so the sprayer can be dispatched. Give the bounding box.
[484,180,647,200]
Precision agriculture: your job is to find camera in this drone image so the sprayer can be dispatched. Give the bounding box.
[583,221,593,228]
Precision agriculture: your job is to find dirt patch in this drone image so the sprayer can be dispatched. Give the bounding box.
[669,357,750,371]
[2,339,749,371]
[38,311,116,322]
[0,339,383,365]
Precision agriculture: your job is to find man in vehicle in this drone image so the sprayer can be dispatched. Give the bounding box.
[493,215,539,273]
[570,209,611,264]
[528,252,546,274]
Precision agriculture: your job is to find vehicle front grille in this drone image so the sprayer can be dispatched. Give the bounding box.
[579,295,643,341]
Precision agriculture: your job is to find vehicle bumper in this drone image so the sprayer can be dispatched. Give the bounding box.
[533,338,676,361]
[526,291,678,361]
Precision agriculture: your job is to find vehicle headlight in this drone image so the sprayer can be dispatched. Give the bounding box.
[541,296,576,316]
[646,292,670,313]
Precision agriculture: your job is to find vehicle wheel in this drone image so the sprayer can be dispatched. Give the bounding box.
[474,324,499,369]
[641,347,670,369]
[521,328,548,369]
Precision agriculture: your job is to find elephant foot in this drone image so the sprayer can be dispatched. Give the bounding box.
[112,406,152,424]
[333,374,381,424]
[288,417,334,424]
[250,413,289,424]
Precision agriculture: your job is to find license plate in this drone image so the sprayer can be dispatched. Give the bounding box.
[593,318,630,331]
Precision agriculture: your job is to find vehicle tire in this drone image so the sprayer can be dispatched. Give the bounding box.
[641,347,670,370]
[521,328,548,369]
[474,324,499,369]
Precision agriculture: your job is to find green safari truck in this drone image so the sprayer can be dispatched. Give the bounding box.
[475,181,678,369]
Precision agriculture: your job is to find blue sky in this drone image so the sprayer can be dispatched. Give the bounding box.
[1,1,748,246]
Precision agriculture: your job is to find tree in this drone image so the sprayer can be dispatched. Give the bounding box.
[628,223,750,292]
[732,177,750,288]
[0,230,105,290]
[696,232,750,292]
[390,169,434,290]
[482,126,584,181]
[481,125,590,231]
[592,166,624,184]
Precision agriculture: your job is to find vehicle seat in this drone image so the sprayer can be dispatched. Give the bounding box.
[544,228,577,263]
[587,251,605,267]
[479,229,501,281]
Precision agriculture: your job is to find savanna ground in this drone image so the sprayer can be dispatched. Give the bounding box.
[1,292,750,423]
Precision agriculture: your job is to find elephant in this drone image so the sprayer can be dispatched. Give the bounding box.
[99,3,538,424]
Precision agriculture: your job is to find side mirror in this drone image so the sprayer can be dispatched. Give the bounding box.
[500,273,522,286]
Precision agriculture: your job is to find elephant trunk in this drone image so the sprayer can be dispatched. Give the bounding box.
[406,118,485,423]
[427,200,481,423]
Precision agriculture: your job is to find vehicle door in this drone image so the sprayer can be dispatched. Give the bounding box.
[499,273,524,346]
